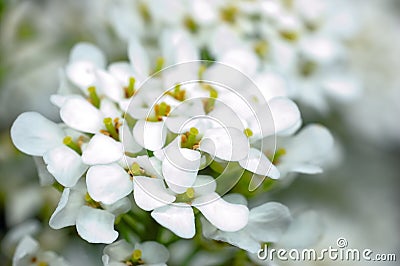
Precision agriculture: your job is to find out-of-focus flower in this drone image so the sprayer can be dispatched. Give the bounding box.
[102,239,169,266]
[13,236,70,266]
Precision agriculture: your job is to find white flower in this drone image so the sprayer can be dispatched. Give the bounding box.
[102,239,169,266]
[202,194,292,253]
[155,121,249,193]
[134,175,249,238]
[65,42,106,90]
[263,124,334,176]
[10,112,88,187]
[49,182,131,244]
[13,236,70,266]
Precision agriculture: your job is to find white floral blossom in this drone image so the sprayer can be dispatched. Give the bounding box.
[49,182,131,244]
[102,239,169,266]
[202,194,292,253]
[10,112,87,187]
[263,124,334,177]
[134,175,249,238]
[13,236,70,266]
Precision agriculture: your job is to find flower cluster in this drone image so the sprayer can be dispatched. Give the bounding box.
[6,0,351,265]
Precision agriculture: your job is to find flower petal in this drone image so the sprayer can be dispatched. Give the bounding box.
[60,97,104,133]
[66,61,98,89]
[137,241,169,264]
[151,203,195,239]
[239,148,280,178]
[133,120,167,151]
[43,146,88,187]
[96,69,124,102]
[49,188,85,229]
[82,134,123,165]
[199,127,249,161]
[247,202,292,243]
[128,37,149,79]
[120,123,142,154]
[33,157,56,186]
[162,147,201,193]
[13,236,39,265]
[76,206,118,244]
[86,164,132,205]
[103,239,133,262]
[194,192,249,232]
[269,97,301,135]
[69,42,106,68]
[278,210,322,248]
[133,176,175,211]
[102,197,132,217]
[11,112,64,156]
[201,218,260,253]
[193,175,217,197]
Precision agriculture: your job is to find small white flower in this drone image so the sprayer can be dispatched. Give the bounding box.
[49,182,130,244]
[263,124,334,176]
[13,236,70,266]
[65,42,106,90]
[134,175,249,238]
[202,195,292,253]
[102,239,169,266]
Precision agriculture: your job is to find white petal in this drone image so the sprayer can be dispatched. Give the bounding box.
[201,218,259,253]
[103,239,133,262]
[86,164,132,205]
[102,197,132,217]
[82,134,123,165]
[49,188,85,229]
[69,42,106,68]
[100,98,122,119]
[151,204,195,238]
[13,236,39,265]
[60,97,104,133]
[269,97,301,134]
[66,61,98,89]
[221,48,258,77]
[194,193,249,232]
[43,146,88,187]
[162,148,200,193]
[239,148,279,178]
[161,29,198,65]
[33,157,55,186]
[137,241,169,264]
[279,210,322,248]
[247,202,292,243]
[120,123,142,154]
[76,206,118,244]
[133,120,167,151]
[199,127,249,161]
[281,124,334,172]
[255,71,289,101]
[286,163,323,174]
[108,62,134,85]
[96,69,124,102]
[192,175,217,196]
[133,176,175,211]
[128,37,149,79]
[11,112,64,156]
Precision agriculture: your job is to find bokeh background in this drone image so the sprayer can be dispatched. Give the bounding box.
[0,0,399,265]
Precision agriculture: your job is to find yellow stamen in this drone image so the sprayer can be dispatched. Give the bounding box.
[63,136,82,154]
